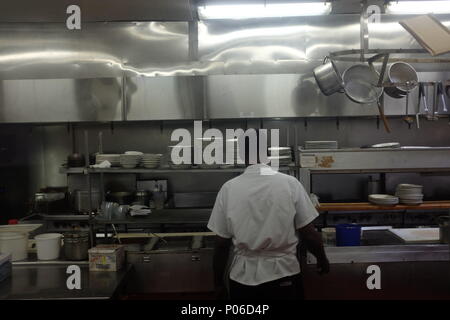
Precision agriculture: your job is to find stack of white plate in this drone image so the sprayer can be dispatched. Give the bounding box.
[96,154,121,167]
[395,184,424,205]
[267,155,292,166]
[141,154,162,169]
[369,194,399,206]
[305,141,338,150]
[120,154,142,169]
[125,151,144,156]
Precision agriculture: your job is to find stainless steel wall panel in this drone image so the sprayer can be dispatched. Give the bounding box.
[0,22,189,80]
[125,77,204,121]
[0,78,123,122]
[205,74,379,118]
[198,15,361,74]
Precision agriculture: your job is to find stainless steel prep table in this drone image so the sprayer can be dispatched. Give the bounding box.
[303,244,450,299]
[0,264,131,300]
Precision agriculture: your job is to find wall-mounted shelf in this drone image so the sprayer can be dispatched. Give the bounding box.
[319,201,450,213]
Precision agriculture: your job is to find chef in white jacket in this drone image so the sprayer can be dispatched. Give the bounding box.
[208,133,329,300]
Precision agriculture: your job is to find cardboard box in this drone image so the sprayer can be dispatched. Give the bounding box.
[88,244,125,272]
[400,14,450,56]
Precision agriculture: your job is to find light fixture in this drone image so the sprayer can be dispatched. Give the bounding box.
[197,2,332,20]
[386,0,450,14]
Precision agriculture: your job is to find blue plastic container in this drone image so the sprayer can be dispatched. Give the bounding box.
[335,224,362,246]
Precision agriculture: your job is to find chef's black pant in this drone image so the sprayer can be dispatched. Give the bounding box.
[229,273,304,300]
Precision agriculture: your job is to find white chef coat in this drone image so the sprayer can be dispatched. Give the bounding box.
[207,164,319,286]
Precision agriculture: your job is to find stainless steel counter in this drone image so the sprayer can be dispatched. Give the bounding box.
[307,244,450,264]
[303,243,450,299]
[0,264,131,300]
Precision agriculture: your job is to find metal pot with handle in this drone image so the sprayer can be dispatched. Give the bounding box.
[313,57,344,96]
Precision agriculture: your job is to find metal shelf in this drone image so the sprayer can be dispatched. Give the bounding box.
[93,208,212,225]
[60,165,296,174]
[59,167,86,174]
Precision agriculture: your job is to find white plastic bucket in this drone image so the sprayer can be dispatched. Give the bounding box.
[0,232,28,261]
[35,233,62,260]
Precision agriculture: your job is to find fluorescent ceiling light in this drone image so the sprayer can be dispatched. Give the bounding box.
[198,2,331,20]
[387,1,450,14]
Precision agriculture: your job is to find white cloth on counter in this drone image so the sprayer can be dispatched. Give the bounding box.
[90,160,111,168]
[129,205,151,216]
[207,164,319,286]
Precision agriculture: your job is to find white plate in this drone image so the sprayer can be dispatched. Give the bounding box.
[397,184,423,189]
[396,195,423,199]
[369,194,399,200]
[125,151,144,155]
[370,201,399,206]
[400,201,423,205]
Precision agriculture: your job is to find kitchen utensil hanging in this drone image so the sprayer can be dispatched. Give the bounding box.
[384,62,418,99]
[342,64,384,104]
[403,91,414,129]
[313,56,344,96]
[437,82,448,113]
[418,83,429,113]
[341,63,390,133]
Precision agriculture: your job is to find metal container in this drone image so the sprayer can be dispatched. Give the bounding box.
[438,216,450,244]
[74,190,101,213]
[134,190,150,206]
[367,176,382,197]
[384,62,418,99]
[67,153,86,168]
[313,58,344,96]
[64,232,89,261]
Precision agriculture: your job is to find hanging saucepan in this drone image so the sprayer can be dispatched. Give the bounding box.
[384,62,418,99]
[342,64,384,104]
[313,57,344,96]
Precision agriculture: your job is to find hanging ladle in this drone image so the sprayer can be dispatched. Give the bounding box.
[403,90,414,129]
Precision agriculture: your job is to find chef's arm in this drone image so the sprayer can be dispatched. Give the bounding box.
[213,235,232,287]
[298,223,330,274]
